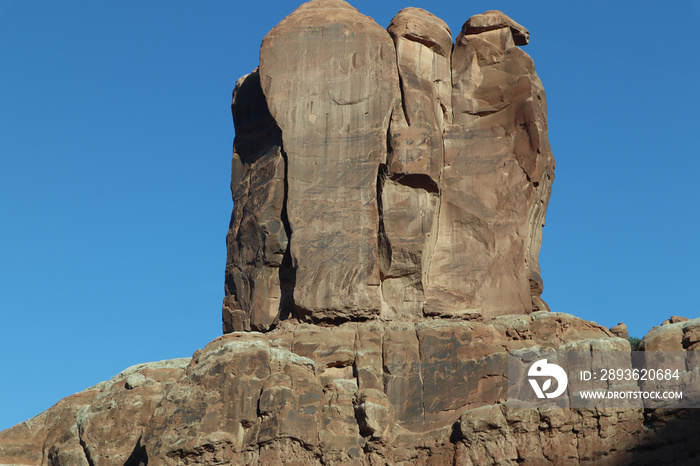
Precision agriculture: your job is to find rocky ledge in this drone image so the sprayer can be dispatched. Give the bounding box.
[2,315,699,464]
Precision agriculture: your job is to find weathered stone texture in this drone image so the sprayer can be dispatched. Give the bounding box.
[424,13,554,319]
[386,7,452,181]
[222,70,288,332]
[0,359,188,466]
[380,8,450,321]
[5,3,698,466]
[223,2,556,330]
[4,317,700,465]
[258,0,400,322]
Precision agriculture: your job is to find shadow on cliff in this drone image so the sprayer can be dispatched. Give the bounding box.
[124,436,148,466]
[624,408,700,465]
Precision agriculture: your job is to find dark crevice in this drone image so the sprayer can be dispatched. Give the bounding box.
[397,74,411,127]
[124,436,149,466]
[449,420,463,443]
[47,446,59,466]
[232,70,283,166]
[376,164,391,279]
[472,108,500,117]
[440,102,449,123]
[296,313,371,327]
[389,173,439,193]
[278,148,297,322]
[381,332,388,391]
[385,109,393,164]
[79,438,95,466]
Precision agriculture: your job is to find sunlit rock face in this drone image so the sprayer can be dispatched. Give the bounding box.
[223,1,555,332]
[5,316,700,464]
[3,4,700,466]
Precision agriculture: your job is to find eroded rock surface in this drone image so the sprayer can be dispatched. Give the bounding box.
[257,0,400,323]
[610,322,629,340]
[427,11,554,319]
[0,359,188,466]
[4,3,698,466]
[223,2,555,331]
[4,317,699,465]
[223,70,288,332]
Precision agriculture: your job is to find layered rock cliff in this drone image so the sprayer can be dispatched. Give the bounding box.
[2,316,700,465]
[2,1,699,465]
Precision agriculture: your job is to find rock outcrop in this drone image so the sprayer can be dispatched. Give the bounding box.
[610,322,629,340]
[223,0,555,332]
[0,359,189,465]
[3,316,700,465]
[2,2,699,465]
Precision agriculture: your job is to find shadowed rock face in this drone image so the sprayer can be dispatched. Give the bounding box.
[223,70,288,332]
[223,0,556,332]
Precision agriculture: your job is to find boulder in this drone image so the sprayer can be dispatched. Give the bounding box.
[609,322,629,339]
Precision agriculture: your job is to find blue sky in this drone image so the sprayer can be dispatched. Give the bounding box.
[1,0,698,431]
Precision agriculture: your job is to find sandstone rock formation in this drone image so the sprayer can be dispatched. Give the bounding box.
[0,359,188,465]
[3,2,699,466]
[223,0,555,332]
[610,322,629,340]
[639,317,700,352]
[3,316,699,465]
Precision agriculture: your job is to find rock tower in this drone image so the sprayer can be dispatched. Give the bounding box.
[3,3,699,465]
[222,1,555,333]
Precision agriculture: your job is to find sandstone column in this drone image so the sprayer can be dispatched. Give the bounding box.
[259,0,400,322]
[222,70,289,332]
[423,11,555,319]
[379,8,452,319]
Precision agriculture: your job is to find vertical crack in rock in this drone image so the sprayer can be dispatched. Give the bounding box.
[278,149,297,321]
[415,324,426,423]
[79,437,95,466]
[376,163,391,282]
[380,331,388,391]
[397,74,411,127]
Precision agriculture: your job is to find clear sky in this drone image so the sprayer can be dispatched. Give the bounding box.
[1,0,698,431]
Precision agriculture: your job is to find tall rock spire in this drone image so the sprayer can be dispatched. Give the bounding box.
[223,3,555,332]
